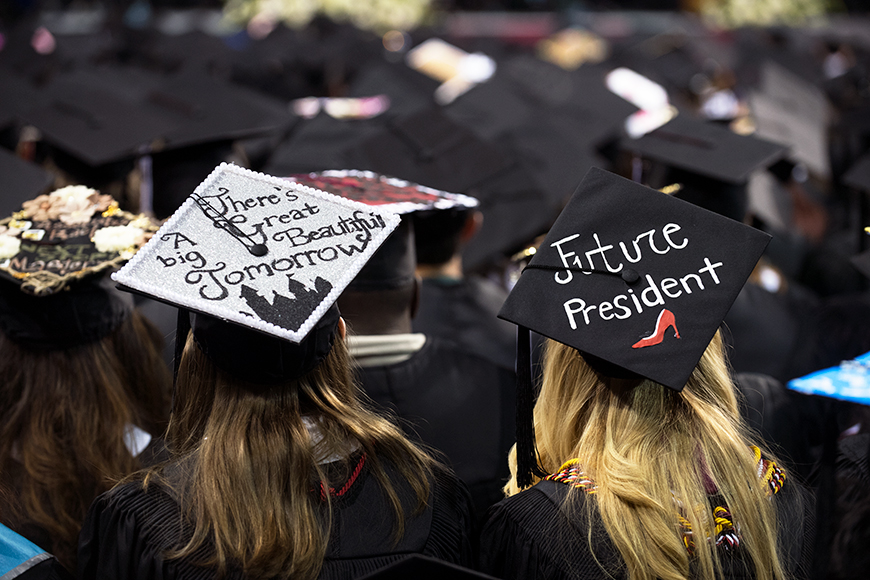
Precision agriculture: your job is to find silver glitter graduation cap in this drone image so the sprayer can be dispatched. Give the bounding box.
[113,163,400,344]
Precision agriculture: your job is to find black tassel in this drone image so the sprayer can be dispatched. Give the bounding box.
[169,308,192,421]
[173,307,190,388]
[515,325,546,489]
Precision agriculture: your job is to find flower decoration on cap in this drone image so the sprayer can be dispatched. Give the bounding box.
[0,186,158,296]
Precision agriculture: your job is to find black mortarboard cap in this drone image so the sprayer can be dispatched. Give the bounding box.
[0,71,46,131]
[462,164,557,272]
[499,167,770,486]
[21,70,179,167]
[503,58,638,146]
[21,68,295,167]
[443,71,535,142]
[348,60,440,118]
[112,163,400,384]
[0,186,156,348]
[0,149,54,217]
[286,169,478,290]
[263,113,382,176]
[621,114,787,185]
[357,555,499,580]
[344,107,511,195]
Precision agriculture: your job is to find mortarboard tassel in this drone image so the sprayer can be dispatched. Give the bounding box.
[515,325,547,489]
[173,307,190,387]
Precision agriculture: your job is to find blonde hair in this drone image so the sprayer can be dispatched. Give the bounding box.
[144,332,434,580]
[505,332,785,580]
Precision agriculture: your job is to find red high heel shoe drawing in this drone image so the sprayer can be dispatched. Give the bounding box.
[632,308,680,349]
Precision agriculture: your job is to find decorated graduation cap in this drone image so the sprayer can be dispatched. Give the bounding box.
[499,167,771,487]
[0,186,157,349]
[112,163,400,384]
[286,169,478,290]
[788,351,870,407]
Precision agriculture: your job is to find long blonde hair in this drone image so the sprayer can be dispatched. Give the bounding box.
[505,332,785,580]
[145,332,434,580]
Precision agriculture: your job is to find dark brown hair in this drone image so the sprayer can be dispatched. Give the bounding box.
[0,310,171,571]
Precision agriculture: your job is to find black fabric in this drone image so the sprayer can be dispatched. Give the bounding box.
[354,337,516,526]
[479,475,815,580]
[344,220,416,292]
[411,276,516,371]
[192,304,340,386]
[723,281,820,384]
[0,148,54,217]
[0,275,132,350]
[16,556,74,580]
[77,459,473,580]
[621,114,787,185]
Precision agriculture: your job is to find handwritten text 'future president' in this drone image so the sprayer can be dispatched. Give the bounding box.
[549,224,724,329]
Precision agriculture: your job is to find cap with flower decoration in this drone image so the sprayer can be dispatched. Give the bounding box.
[498,167,771,488]
[112,163,401,385]
[0,185,158,350]
[0,185,157,296]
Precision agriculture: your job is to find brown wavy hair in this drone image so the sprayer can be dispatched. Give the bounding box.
[0,310,171,572]
[505,332,786,580]
[143,331,434,580]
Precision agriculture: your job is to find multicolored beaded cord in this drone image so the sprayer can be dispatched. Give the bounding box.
[544,459,597,493]
[546,447,785,554]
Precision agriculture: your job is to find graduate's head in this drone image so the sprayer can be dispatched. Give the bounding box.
[337,218,419,335]
[0,187,168,573]
[119,165,434,580]
[498,168,784,580]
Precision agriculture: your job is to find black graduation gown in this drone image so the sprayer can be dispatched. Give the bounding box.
[412,276,516,371]
[77,458,473,580]
[355,337,516,524]
[479,472,814,580]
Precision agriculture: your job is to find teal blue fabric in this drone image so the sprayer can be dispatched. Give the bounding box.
[0,523,48,578]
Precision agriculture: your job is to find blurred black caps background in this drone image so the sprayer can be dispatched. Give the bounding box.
[0,147,54,217]
[622,114,787,186]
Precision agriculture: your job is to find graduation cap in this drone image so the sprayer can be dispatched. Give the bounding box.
[622,114,787,186]
[0,148,55,218]
[22,67,294,168]
[263,113,382,176]
[498,167,770,487]
[787,351,870,406]
[345,107,511,195]
[621,114,787,221]
[112,163,400,384]
[0,186,156,349]
[286,169,478,290]
[356,554,499,580]
[286,169,479,213]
